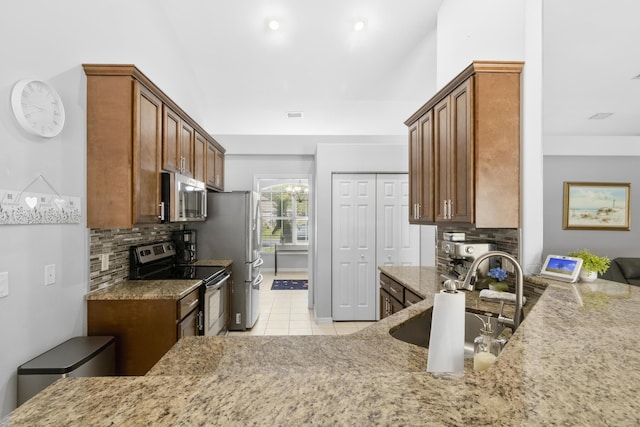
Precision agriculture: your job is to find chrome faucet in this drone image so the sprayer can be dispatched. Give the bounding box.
[460,251,525,330]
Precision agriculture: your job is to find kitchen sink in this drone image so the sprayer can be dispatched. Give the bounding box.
[389,308,505,358]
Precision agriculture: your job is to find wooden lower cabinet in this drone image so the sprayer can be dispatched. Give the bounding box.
[379,273,424,319]
[88,287,200,375]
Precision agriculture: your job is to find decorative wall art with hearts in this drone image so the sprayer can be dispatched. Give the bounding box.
[0,174,81,225]
[0,190,81,225]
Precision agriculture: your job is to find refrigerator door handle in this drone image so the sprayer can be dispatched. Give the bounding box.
[252,273,264,290]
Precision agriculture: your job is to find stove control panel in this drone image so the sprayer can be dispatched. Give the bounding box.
[132,241,176,265]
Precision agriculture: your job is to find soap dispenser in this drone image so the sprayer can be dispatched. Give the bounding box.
[473,314,502,372]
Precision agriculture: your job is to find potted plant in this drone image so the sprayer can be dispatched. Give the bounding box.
[567,249,611,282]
[487,267,509,291]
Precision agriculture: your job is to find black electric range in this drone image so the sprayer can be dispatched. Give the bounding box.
[129,241,226,286]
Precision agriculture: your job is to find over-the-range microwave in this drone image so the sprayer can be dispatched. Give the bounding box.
[161,172,207,222]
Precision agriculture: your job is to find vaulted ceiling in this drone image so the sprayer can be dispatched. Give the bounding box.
[159,0,441,136]
[158,0,640,138]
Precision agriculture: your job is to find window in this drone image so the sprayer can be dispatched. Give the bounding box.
[259,181,308,252]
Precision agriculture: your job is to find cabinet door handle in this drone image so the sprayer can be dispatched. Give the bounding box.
[159,202,165,221]
[389,286,399,295]
[443,200,448,219]
[448,199,453,219]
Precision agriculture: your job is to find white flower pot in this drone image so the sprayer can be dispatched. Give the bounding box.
[579,269,598,282]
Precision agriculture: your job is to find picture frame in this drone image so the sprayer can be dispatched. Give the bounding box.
[563,182,630,230]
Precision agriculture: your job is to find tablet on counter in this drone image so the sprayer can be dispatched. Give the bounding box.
[539,254,583,283]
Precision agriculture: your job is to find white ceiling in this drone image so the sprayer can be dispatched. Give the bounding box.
[157,0,640,138]
[158,0,442,136]
[543,0,640,137]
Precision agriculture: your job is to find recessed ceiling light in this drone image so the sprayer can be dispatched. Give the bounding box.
[354,19,367,31]
[268,19,280,31]
[588,113,614,120]
[287,111,304,119]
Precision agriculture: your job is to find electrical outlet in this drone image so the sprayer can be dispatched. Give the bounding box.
[504,262,515,274]
[101,254,110,271]
[0,272,8,298]
[45,264,56,286]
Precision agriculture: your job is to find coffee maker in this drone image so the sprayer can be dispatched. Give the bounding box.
[172,229,197,264]
[441,240,497,287]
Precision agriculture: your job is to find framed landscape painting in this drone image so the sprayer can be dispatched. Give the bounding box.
[563,182,630,230]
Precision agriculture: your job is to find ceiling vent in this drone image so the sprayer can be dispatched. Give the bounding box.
[588,113,613,120]
[287,111,304,119]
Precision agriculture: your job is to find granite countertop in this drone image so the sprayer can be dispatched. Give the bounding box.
[85,259,233,301]
[194,259,233,268]
[9,267,640,426]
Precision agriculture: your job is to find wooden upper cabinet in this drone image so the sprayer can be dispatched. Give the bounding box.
[84,65,163,228]
[450,79,474,223]
[162,105,182,173]
[194,131,207,183]
[214,149,224,190]
[83,64,226,228]
[433,95,450,223]
[162,105,194,177]
[408,111,434,224]
[133,84,163,225]
[206,141,225,191]
[180,121,194,177]
[405,61,523,228]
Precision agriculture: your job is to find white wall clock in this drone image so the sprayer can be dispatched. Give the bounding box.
[10,79,66,138]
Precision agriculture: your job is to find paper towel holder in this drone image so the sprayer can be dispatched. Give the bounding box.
[443,279,461,293]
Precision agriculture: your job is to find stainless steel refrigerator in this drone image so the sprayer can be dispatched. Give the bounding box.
[193,191,263,330]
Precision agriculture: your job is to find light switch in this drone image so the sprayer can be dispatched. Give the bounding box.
[0,272,8,297]
[45,264,56,286]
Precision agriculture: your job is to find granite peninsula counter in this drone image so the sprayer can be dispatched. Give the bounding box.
[8,267,640,426]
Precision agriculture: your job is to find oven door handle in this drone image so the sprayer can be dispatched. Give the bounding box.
[205,273,230,290]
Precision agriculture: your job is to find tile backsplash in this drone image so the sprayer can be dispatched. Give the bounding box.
[89,224,183,292]
[436,226,520,278]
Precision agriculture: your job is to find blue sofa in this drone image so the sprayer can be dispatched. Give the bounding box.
[600,258,640,286]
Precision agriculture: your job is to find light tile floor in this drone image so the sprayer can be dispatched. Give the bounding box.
[227,271,376,336]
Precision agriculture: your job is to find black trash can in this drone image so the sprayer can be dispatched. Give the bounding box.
[17,336,115,406]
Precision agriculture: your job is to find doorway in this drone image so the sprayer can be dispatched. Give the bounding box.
[257,178,310,274]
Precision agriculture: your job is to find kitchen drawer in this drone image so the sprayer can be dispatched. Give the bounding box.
[380,273,404,303]
[380,288,405,320]
[178,288,200,320]
[404,289,423,307]
[178,308,198,338]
